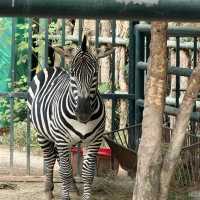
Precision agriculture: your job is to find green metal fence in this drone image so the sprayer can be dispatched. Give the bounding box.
[0,18,137,175]
[134,23,200,147]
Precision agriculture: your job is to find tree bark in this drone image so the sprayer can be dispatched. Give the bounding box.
[159,64,200,200]
[132,21,168,200]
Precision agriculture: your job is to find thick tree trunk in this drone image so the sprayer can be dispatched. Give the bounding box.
[159,64,200,200]
[132,21,168,200]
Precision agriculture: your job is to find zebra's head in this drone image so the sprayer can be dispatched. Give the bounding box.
[70,35,99,123]
[53,35,115,123]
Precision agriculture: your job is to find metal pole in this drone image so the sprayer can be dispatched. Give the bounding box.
[128,21,137,149]
[192,37,198,137]
[76,19,83,177]
[26,18,32,175]
[44,19,48,68]
[111,20,116,131]
[2,0,200,20]
[61,19,65,68]
[175,37,180,108]
[111,20,116,170]
[136,99,200,122]
[135,24,200,37]
[9,17,16,173]
[137,62,193,77]
[134,27,144,149]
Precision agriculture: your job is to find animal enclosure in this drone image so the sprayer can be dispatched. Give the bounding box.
[0,1,200,199]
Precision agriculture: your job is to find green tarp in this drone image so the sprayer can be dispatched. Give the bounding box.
[0,18,12,93]
[0,18,12,128]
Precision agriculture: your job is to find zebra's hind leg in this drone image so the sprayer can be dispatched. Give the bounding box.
[57,145,73,200]
[38,135,57,200]
[82,142,101,200]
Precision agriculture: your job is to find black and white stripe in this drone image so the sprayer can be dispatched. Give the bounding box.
[27,36,105,200]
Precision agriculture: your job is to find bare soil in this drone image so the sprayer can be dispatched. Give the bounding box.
[0,176,133,200]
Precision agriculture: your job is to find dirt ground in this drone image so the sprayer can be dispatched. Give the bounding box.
[0,176,133,200]
[0,145,134,200]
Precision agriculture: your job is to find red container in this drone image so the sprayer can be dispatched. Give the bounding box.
[71,147,119,176]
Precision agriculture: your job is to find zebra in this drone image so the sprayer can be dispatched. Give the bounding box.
[27,35,111,200]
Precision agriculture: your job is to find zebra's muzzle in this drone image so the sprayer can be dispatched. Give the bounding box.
[75,97,92,123]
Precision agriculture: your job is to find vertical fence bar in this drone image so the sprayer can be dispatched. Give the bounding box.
[39,19,46,68]
[111,20,116,170]
[146,35,151,62]
[193,37,197,68]
[134,27,145,149]
[9,18,17,173]
[77,19,83,177]
[111,20,116,131]
[42,18,49,174]
[61,19,65,68]
[44,19,49,68]
[192,37,197,136]
[95,19,100,48]
[176,37,180,108]
[128,21,136,149]
[26,18,32,175]
[95,19,100,83]
[78,19,83,45]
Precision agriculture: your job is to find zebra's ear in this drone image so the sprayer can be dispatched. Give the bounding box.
[53,46,65,56]
[81,35,87,52]
[53,45,76,58]
[95,47,116,59]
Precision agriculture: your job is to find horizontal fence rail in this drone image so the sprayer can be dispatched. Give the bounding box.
[1,0,200,20]
[135,24,200,37]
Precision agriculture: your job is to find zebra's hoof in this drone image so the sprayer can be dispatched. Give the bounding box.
[45,191,54,200]
[81,194,90,200]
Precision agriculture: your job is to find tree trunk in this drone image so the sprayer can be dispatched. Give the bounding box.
[115,21,129,129]
[159,64,200,200]
[168,49,190,128]
[132,21,168,200]
[99,20,112,132]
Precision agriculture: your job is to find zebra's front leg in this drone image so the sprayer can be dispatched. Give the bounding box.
[82,142,101,200]
[57,146,73,200]
[38,136,56,200]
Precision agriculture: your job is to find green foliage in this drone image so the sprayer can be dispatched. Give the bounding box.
[0,98,10,127]
[13,75,28,122]
[98,82,111,93]
[1,122,39,149]
[0,75,28,126]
